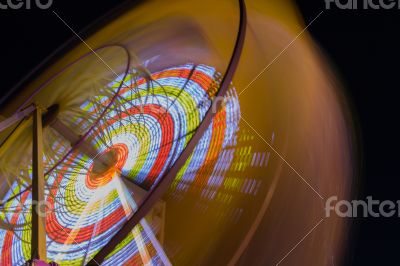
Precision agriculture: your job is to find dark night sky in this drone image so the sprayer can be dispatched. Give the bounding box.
[295,1,400,265]
[1,0,399,265]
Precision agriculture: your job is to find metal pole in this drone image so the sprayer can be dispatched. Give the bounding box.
[31,106,47,261]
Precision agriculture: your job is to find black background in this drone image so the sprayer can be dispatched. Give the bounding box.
[295,1,400,265]
[0,0,399,265]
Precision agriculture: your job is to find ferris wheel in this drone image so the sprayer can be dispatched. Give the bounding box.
[0,0,354,265]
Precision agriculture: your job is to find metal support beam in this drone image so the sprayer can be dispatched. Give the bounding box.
[0,104,35,133]
[50,118,98,158]
[31,106,47,261]
[120,177,148,204]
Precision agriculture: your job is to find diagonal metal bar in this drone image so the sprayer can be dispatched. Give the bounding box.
[0,104,35,133]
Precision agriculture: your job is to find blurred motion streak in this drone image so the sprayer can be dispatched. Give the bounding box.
[0,0,355,265]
